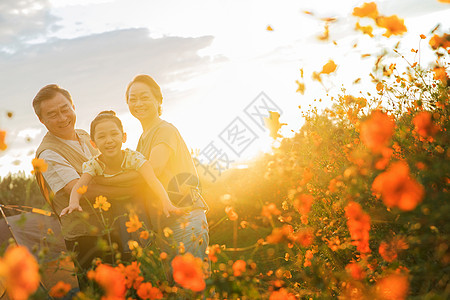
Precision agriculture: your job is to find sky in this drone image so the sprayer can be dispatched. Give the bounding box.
[0,0,449,179]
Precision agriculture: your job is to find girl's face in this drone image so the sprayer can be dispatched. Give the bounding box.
[127,82,160,122]
[92,120,126,160]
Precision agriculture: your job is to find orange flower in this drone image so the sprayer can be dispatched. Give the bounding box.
[0,245,40,300]
[433,67,449,83]
[0,130,7,151]
[49,281,71,298]
[377,15,407,37]
[320,60,337,74]
[372,161,425,211]
[379,237,408,263]
[77,185,88,195]
[262,203,281,219]
[92,264,126,300]
[293,194,314,215]
[126,213,143,233]
[345,202,371,253]
[93,195,111,211]
[413,111,439,138]
[346,262,366,280]
[225,206,238,221]
[172,253,205,292]
[266,225,293,244]
[355,22,374,37]
[429,33,450,50]
[360,110,395,153]
[269,288,297,300]
[31,158,48,174]
[136,282,163,299]
[352,2,378,19]
[116,261,143,289]
[296,80,305,94]
[290,228,314,247]
[266,25,274,31]
[232,260,246,276]
[140,230,149,240]
[376,274,409,300]
[206,244,221,263]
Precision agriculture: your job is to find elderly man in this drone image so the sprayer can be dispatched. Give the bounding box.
[33,84,142,286]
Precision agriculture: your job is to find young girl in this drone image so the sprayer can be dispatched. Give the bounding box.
[60,110,182,220]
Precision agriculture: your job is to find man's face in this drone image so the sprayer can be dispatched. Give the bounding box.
[127,82,160,122]
[39,93,76,140]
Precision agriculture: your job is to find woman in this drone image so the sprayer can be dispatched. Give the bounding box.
[125,74,209,263]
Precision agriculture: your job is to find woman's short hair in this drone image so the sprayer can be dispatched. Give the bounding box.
[32,84,73,119]
[125,75,163,116]
[90,110,124,140]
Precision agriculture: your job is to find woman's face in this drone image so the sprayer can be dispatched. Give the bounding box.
[127,82,160,122]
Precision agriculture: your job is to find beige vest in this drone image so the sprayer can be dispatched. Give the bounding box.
[36,130,102,241]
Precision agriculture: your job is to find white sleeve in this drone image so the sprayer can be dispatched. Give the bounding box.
[38,149,80,193]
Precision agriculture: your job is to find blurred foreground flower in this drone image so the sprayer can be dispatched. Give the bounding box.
[0,245,40,300]
[376,274,409,300]
[360,110,395,153]
[0,130,6,151]
[372,161,424,211]
[91,264,126,299]
[31,158,48,174]
[352,2,379,19]
[172,253,205,292]
[377,15,407,37]
[269,288,297,300]
[413,111,440,139]
[49,281,71,298]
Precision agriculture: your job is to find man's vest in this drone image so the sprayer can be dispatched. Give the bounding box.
[36,130,103,241]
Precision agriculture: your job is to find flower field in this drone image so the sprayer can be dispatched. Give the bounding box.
[0,2,449,299]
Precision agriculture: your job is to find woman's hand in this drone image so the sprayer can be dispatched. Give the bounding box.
[162,201,189,218]
[60,202,83,217]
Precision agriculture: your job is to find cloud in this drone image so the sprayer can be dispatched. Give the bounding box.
[0,0,60,52]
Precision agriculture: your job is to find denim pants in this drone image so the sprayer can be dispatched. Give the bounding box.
[159,209,209,261]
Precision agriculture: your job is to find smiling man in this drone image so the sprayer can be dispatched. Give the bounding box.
[32,84,141,287]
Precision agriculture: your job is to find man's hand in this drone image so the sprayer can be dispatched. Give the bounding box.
[60,202,83,216]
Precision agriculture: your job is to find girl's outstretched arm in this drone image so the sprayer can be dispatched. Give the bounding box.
[138,161,184,217]
[60,173,93,216]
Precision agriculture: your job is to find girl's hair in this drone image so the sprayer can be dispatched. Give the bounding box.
[90,110,124,140]
[125,74,163,116]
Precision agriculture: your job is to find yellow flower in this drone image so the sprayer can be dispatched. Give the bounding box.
[77,185,88,195]
[0,130,7,151]
[355,22,374,37]
[139,230,149,240]
[377,15,407,37]
[321,60,337,74]
[31,158,48,174]
[93,195,111,211]
[163,227,174,237]
[266,25,273,31]
[126,214,143,233]
[352,2,378,19]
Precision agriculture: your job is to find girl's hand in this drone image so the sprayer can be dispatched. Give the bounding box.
[162,201,189,217]
[60,203,83,217]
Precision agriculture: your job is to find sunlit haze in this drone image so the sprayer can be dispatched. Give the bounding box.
[0,0,449,178]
